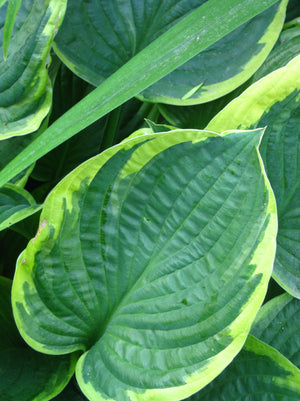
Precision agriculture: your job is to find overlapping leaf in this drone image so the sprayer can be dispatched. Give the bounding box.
[252,293,300,368]
[0,0,281,187]
[251,25,300,81]
[31,66,150,184]
[159,23,300,129]
[185,335,300,401]
[54,0,287,105]
[0,183,42,231]
[0,277,76,401]
[0,0,66,139]
[207,55,300,298]
[12,129,277,401]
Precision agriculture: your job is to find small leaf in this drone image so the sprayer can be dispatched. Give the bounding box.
[12,129,277,400]
[0,183,42,231]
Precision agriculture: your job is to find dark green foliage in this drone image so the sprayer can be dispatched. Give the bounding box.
[0,1,299,400]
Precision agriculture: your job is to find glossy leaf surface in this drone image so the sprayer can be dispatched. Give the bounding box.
[0,0,66,139]
[54,0,287,105]
[0,0,280,187]
[252,293,300,368]
[251,25,300,81]
[207,55,300,298]
[0,277,76,401]
[159,24,300,130]
[12,129,277,401]
[0,183,42,231]
[185,335,300,401]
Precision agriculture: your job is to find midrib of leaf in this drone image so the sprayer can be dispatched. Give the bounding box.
[0,0,279,187]
[96,136,263,343]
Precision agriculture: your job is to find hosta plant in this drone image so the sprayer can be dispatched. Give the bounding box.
[0,0,299,400]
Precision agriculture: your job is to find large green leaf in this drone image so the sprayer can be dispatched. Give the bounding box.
[0,183,42,231]
[0,0,67,139]
[159,23,300,130]
[0,276,77,401]
[251,293,300,368]
[54,0,287,105]
[185,335,300,401]
[12,129,277,401]
[0,0,280,187]
[207,55,300,298]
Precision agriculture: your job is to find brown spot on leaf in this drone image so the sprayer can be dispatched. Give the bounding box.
[33,218,47,242]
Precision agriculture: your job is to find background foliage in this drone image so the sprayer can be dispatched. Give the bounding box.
[0,0,299,400]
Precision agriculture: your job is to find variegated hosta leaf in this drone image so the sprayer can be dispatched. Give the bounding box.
[0,183,42,231]
[2,0,22,60]
[12,129,277,401]
[0,276,77,401]
[0,0,66,139]
[54,0,288,105]
[0,0,282,188]
[185,335,300,401]
[252,293,300,368]
[207,55,300,298]
[159,24,300,130]
[251,25,300,81]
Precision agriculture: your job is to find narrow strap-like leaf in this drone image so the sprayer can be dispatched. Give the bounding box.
[0,0,280,187]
